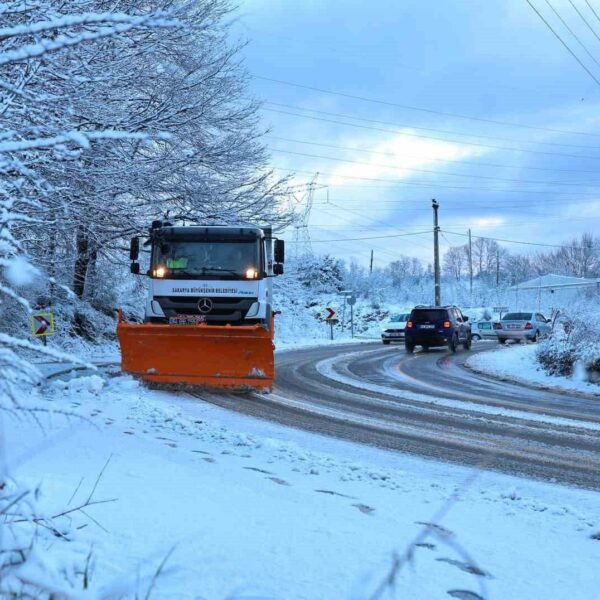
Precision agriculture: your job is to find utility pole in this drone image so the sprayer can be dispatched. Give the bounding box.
[369,249,374,275]
[468,228,473,302]
[432,199,441,306]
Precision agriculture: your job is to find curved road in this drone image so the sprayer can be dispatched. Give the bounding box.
[197,343,600,490]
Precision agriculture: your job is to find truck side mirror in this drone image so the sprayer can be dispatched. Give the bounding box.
[130,262,140,275]
[273,263,284,275]
[274,239,285,264]
[130,236,140,260]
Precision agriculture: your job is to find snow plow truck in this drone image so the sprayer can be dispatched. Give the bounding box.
[117,221,285,392]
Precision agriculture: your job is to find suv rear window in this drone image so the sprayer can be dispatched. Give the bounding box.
[502,312,532,320]
[411,309,448,323]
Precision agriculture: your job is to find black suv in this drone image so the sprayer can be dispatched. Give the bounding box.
[404,306,471,353]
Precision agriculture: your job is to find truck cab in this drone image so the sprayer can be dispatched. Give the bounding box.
[132,222,284,328]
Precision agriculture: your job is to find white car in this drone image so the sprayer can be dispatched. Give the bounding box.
[381,312,411,344]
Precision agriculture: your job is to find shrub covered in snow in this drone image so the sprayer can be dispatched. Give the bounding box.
[536,299,600,382]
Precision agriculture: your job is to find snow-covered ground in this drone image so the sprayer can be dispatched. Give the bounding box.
[4,373,600,599]
[467,344,600,396]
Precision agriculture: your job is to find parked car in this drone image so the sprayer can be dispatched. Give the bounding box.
[404,305,472,353]
[494,311,552,344]
[381,312,411,344]
[471,319,498,341]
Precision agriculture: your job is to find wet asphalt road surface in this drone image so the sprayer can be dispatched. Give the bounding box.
[197,342,600,489]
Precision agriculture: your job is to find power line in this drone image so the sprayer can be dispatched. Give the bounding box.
[441,229,587,249]
[270,148,600,190]
[311,195,597,207]
[287,229,432,243]
[271,166,600,195]
[263,107,600,160]
[311,198,600,218]
[585,0,600,26]
[267,133,600,175]
[265,101,600,149]
[568,0,600,44]
[544,0,600,69]
[268,142,599,186]
[253,74,600,137]
[525,0,600,87]
[309,205,432,257]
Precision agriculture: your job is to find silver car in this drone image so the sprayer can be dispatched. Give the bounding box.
[495,311,552,343]
[471,319,498,341]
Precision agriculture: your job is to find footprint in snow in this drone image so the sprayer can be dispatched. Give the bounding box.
[267,476,290,486]
[415,542,436,550]
[191,450,211,455]
[123,431,135,436]
[436,558,489,578]
[416,521,453,538]
[353,503,375,515]
[315,489,356,499]
[165,442,177,448]
[244,466,274,475]
[447,591,485,600]
[202,457,216,463]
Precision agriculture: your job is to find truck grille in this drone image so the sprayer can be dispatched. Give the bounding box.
[155,296,256,323]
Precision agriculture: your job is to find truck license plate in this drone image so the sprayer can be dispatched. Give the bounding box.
[169,315,206,325]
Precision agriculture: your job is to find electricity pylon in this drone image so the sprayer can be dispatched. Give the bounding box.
[292,173,320,261]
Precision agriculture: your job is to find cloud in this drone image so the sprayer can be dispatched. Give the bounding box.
[469,216,506,228]
[323,131,488,187]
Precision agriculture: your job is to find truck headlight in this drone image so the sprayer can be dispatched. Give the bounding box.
[246,267,258,279]
[153,266,166,278]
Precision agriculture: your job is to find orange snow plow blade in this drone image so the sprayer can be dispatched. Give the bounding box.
[116,310,274,391]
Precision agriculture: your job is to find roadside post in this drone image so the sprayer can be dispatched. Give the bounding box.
[493,306,509,319]
[338,290,356,337]
[31,312,55,346]
[347,294,356,338]
[325,307,338,340]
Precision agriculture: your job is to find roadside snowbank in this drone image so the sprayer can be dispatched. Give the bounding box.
[4,374,600,598]
[467,344,600,396]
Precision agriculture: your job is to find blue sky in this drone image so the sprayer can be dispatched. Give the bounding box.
[232,0,600,266]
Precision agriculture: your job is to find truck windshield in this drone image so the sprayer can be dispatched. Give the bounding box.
[152,239,260,279]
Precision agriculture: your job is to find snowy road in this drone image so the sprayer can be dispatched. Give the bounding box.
[196,343,600,489]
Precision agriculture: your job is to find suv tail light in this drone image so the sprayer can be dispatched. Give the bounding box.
[493,322,502,329]
[524,322,533,330]
[443,321,451,328]
[407,320,413,328]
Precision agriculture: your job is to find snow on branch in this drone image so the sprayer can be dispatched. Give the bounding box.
[1,130,170,154]
[0,11,176,39]
[0,12,179,66]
